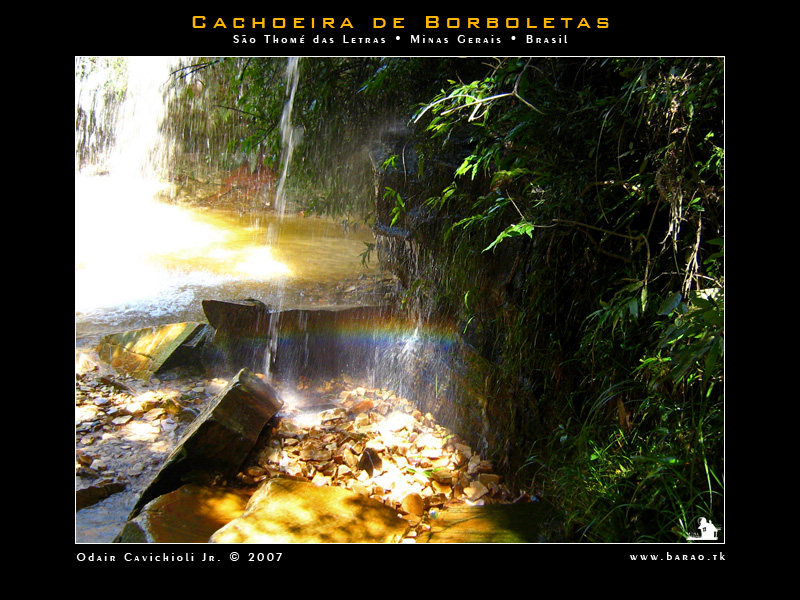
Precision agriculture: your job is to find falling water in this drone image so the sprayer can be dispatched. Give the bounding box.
[273,57,301,217]
[107,57,174,179]
[264,57,301,379]
[75,56,181,182]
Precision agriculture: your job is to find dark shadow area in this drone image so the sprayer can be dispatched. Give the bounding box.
[420,501,563,543]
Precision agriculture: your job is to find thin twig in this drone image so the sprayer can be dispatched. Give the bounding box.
[550,219,643,242]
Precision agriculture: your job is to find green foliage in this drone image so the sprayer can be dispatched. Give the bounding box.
[483,219,536,253]
[401,57,724,541]
[384,187,405,226]
[555,278,723,541]
[154,57,288,175]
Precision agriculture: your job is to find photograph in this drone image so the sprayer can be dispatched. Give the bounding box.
[75,12,726,565]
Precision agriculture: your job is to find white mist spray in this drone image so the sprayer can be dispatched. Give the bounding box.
[106,57,178,183]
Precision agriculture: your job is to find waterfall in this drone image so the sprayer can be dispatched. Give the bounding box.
[273,56,301,217]
[107,57,174,181]
[76,56,182,182]
[264,57,301,380]
[74,57,226,330]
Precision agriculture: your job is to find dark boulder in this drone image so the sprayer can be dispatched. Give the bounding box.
[117,368,283,530]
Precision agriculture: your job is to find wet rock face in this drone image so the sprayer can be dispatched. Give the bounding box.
[201,301,400,381]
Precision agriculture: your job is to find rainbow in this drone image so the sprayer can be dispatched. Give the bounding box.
[200,301,461,385]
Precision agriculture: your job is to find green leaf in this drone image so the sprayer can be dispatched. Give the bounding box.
[619,280,644,294]
[704,337,723,379]
[483,221,535,252]
[658,292,683,315]
[628,298,639,318]
[490,168,534,187]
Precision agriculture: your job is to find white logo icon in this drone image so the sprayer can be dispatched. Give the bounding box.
[685,517,721,541]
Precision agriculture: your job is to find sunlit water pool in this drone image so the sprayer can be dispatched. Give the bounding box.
[75,174,378,341]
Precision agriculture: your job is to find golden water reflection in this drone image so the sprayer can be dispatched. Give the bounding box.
[75,174,377,335]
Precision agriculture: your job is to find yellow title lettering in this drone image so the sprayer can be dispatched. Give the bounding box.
[373,18,404,28]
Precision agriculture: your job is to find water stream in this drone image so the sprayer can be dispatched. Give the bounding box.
[274,56,301,217]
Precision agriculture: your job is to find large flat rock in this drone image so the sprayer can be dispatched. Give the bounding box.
[210,478,409,543]
[96,322,211,380]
